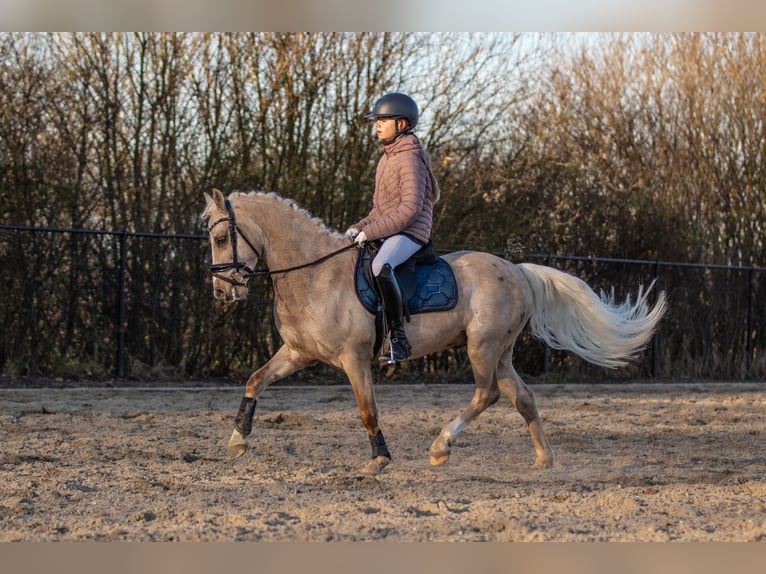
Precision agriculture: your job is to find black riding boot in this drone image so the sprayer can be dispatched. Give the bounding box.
[376,263,412,363]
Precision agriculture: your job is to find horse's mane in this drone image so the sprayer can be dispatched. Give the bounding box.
[231,191,345,240]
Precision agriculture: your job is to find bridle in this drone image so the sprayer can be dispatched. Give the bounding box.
[207,197,357,287]
[207,198,262,287]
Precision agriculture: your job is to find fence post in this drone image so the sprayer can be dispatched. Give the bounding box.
[116,231,127,377]
[747,267,754,378]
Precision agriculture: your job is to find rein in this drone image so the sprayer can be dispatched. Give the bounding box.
[207,198,356,286]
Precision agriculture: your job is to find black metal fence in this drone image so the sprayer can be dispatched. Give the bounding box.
[1,224,764,382]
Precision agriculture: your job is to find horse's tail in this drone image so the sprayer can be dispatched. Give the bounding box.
[517,263,668,368]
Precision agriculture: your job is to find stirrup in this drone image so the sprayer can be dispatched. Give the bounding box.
[379,332,412,364]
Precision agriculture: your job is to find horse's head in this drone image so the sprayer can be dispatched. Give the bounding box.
[202,189,262,302]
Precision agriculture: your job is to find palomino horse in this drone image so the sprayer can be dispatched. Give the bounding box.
[203,189,667,476]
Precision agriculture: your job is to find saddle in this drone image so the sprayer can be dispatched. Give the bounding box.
[354,240,458,358]
[354,240,459,319]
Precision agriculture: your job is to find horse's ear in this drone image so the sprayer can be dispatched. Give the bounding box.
[212,188,226,208]
[204,188,226,212]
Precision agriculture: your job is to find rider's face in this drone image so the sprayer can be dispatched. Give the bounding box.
[375,118,398,141]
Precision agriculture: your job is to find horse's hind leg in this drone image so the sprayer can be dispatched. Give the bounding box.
[429,346,501,466]
[496,350,554,468]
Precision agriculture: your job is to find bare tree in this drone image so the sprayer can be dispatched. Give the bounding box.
[2,32,764,380]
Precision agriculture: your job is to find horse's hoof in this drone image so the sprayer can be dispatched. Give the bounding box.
[227,443,248,460]
[534,451,555,469]
[429,435,451,466]
[360,455,390,476]
[429,453,450,466]
[227,429,249,460]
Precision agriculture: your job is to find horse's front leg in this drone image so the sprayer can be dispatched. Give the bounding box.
[343,356,391,476]
[227,345,312,460]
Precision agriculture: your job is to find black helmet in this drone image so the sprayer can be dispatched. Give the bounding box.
[365,93,419,128]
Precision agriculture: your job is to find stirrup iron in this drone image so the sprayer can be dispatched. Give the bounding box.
[379,325,412,364]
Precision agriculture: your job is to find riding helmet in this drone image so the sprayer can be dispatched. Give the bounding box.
[365,93,419,128]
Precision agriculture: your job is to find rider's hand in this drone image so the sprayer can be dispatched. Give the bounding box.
[354,231,367,246]
[345,227,360,239]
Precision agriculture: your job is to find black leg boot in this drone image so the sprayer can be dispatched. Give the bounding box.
[376,263,412,363]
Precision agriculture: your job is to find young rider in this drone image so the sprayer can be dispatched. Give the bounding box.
[346,92,440,363]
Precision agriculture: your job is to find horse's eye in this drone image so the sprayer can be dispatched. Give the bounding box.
[216,236,227,246]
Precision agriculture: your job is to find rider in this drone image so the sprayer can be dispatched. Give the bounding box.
[346,92,440,363]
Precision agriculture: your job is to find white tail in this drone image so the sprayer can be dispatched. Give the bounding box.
[517,263,668,368]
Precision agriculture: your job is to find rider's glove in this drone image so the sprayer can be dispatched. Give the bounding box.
[345,227,360,239]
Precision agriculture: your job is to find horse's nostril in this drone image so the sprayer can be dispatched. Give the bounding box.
[214,288,225,299]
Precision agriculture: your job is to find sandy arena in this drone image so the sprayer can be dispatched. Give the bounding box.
[0,381,764,542]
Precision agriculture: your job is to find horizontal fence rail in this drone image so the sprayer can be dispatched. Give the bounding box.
[1,224,764,382]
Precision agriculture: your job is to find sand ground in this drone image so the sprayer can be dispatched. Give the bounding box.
[0,381,764,542]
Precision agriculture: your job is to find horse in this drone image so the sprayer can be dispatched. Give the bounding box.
[202,188,667,476]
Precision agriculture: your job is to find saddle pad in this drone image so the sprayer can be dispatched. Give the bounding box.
[354,250,458,315]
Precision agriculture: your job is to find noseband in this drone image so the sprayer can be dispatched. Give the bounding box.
[207,198,262,287]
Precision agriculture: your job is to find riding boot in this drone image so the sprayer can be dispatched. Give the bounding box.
[376,263,412,363]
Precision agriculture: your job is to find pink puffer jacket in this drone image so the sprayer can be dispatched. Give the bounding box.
[352,134,434,244]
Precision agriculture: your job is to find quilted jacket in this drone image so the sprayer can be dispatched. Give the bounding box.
[352,133,434,244]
